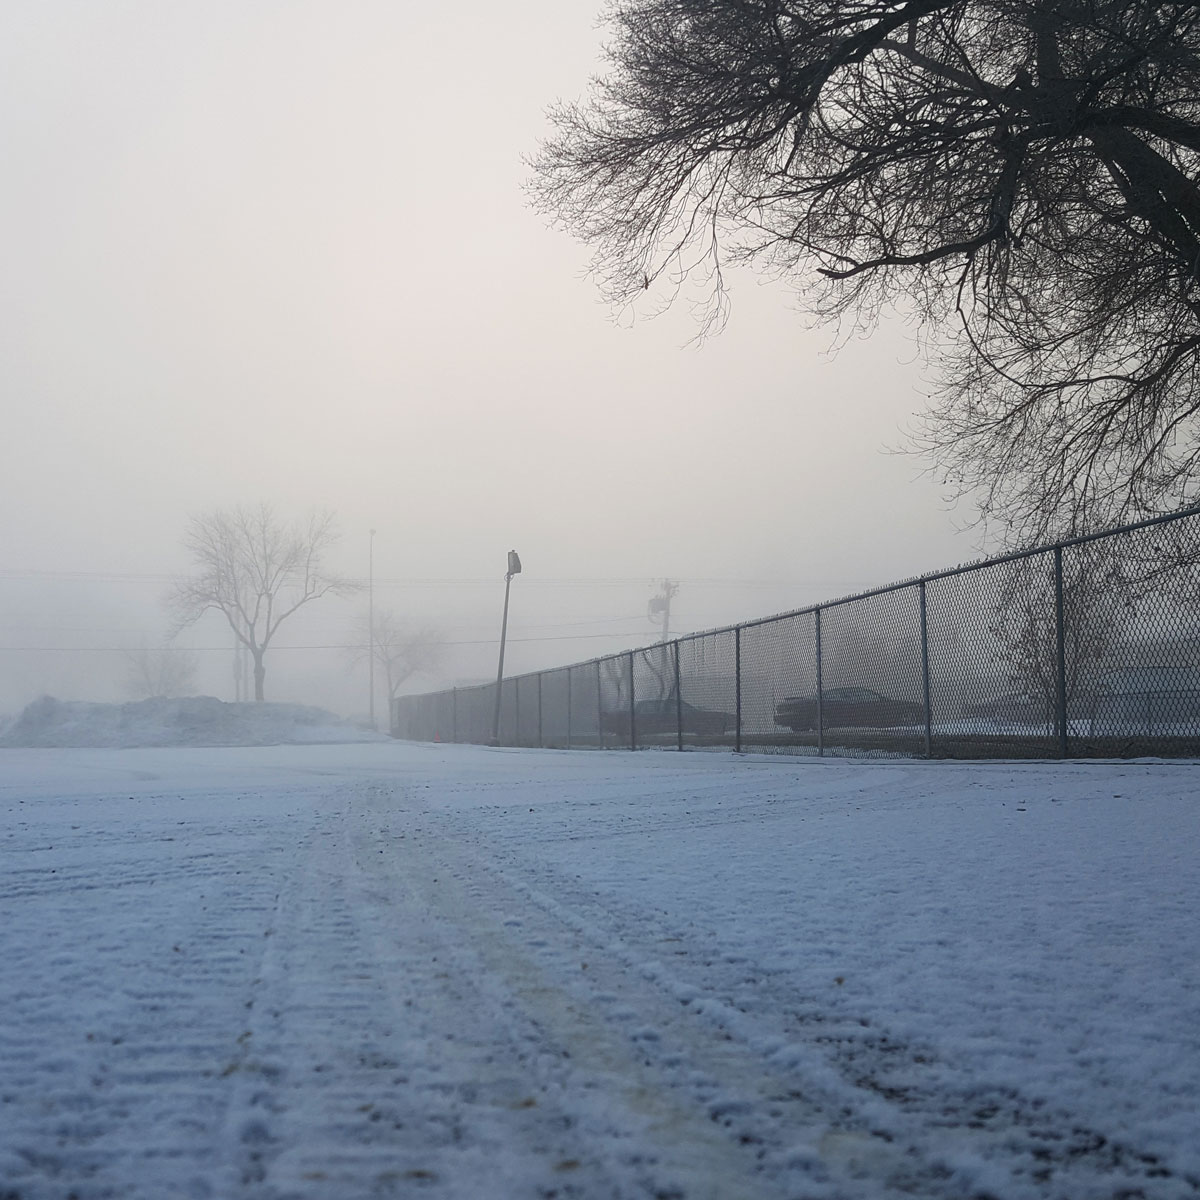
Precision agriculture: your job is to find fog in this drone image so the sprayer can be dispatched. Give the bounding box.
[0,2,989,720]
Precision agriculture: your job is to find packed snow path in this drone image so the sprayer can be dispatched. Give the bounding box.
[2,744,1198,1200]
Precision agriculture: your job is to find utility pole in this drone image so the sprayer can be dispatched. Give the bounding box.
[648,579,679,642]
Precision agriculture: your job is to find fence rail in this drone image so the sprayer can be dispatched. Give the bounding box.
[392,508,1200,760]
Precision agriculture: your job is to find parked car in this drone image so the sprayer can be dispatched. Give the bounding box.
[774,687,924,731]
[601,698,736,736]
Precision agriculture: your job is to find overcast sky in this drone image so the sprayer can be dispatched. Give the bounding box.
[0,1,989,715]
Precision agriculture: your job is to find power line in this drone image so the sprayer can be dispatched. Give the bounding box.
[0,615,650,635]
[0,568,879,590]
[0,630,648,653]
[0,614,654,639]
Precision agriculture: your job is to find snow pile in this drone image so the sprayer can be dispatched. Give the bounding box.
[0,695,389,748]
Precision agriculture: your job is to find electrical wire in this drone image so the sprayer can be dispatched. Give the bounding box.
[0,630,648,653]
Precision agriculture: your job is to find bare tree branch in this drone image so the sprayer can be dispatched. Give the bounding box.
[529,0,1200,541]
[346,609,446,706]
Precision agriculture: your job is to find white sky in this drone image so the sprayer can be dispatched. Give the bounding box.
[0,1,988,714]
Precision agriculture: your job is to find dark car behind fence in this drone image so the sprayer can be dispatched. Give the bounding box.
[392,509,1200,760]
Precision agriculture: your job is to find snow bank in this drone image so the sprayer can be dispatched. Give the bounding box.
[0,694,389,748]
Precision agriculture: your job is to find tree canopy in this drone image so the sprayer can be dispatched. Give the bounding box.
[346,609,445,706]
[531,0,1200,538]
[170,505,354,701]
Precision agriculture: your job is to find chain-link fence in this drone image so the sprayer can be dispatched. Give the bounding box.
[392,509,1200,759]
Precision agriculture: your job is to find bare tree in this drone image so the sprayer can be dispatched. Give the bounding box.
[530,0,1200,539]
[123,645,198,700]
[989,542,1125,730]
[347,609,446,706]
[170,505,355,701]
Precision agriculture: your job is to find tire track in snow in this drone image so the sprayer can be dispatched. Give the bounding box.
[211,794,636,1199]
[0,804,291,1200]
[422,772,1199,1200]
[6,758,1192,1200]
[203,782,806,1198]
[342,782,977,1200]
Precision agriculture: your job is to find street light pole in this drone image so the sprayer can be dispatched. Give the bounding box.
[368,528,376,730]
[490,550,522,745]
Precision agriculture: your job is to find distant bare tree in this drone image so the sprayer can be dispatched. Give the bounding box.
[170,504,355,701]
[347,609,446,704]
[123,645,198,700]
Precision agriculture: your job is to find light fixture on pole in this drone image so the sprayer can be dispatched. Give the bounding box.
[490,550,522,745]
[368,528,376,730]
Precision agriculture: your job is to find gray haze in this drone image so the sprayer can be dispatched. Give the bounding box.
[0,2,986,719]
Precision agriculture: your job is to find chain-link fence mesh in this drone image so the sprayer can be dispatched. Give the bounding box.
[677,630,738,750]
[817,587,925,757]
[459,685,492,744]
[923,555,1057,758]
[512,675,536,746]
[740,610,819,755]
[567,663,601,748]
[597,654,631,749]
[391,509,1200,759]
[540,667,571,748]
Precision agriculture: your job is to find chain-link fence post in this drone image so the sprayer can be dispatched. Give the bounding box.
[815,606,824,757]
[451,688,458,744]
[920,581,932,758]
[1060,547,1070,753]
[673,640,683,751]
[566,666,573,749]
[596,660,604,749]
[735,626,743,753]
[537,673,543,748]
[627,651,637,750]
[1054,545,1069,758]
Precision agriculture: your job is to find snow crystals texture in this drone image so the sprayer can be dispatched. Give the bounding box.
[1,742,1197,1199]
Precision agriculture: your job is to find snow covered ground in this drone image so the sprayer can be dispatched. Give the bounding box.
[1,743,1197,1200]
